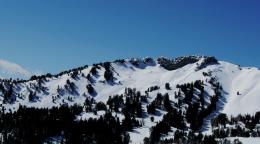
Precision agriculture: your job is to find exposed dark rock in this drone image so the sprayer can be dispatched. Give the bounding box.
[157,56,201,70]
[196,56,219,70]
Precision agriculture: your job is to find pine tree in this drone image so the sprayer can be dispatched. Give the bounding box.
[29,91,35,102]
[104,70,113,81]
[95,102,107,111]
[147,102,156,114]
[90,66,97,75]
[86,84,94,94]
[122,113,133,131]
[136,102,143,117]
[165,83,171,90]
[163,93,172,112]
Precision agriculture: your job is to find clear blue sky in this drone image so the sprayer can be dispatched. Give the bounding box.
[0,0,259,75]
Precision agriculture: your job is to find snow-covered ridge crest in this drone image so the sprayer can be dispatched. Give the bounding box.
[157,55,218,70]
[0,55,216,83]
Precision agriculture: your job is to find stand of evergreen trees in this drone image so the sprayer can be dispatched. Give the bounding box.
[0,104,132,144]
[212,112,260,138]
[0,87,147,144]
[145,79,223,143]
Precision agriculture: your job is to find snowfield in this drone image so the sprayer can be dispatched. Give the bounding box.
[227,137,260,144]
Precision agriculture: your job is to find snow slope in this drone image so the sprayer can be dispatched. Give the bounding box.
[227,137,260,144]
[208,60,260,115]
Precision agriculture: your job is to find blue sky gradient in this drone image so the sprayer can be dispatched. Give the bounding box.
[0,0,259,75]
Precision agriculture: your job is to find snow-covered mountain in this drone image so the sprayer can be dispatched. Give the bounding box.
[1,56,260,143]
[1,56,259,115]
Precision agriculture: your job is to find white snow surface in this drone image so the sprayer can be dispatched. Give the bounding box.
[227,137,260,144]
